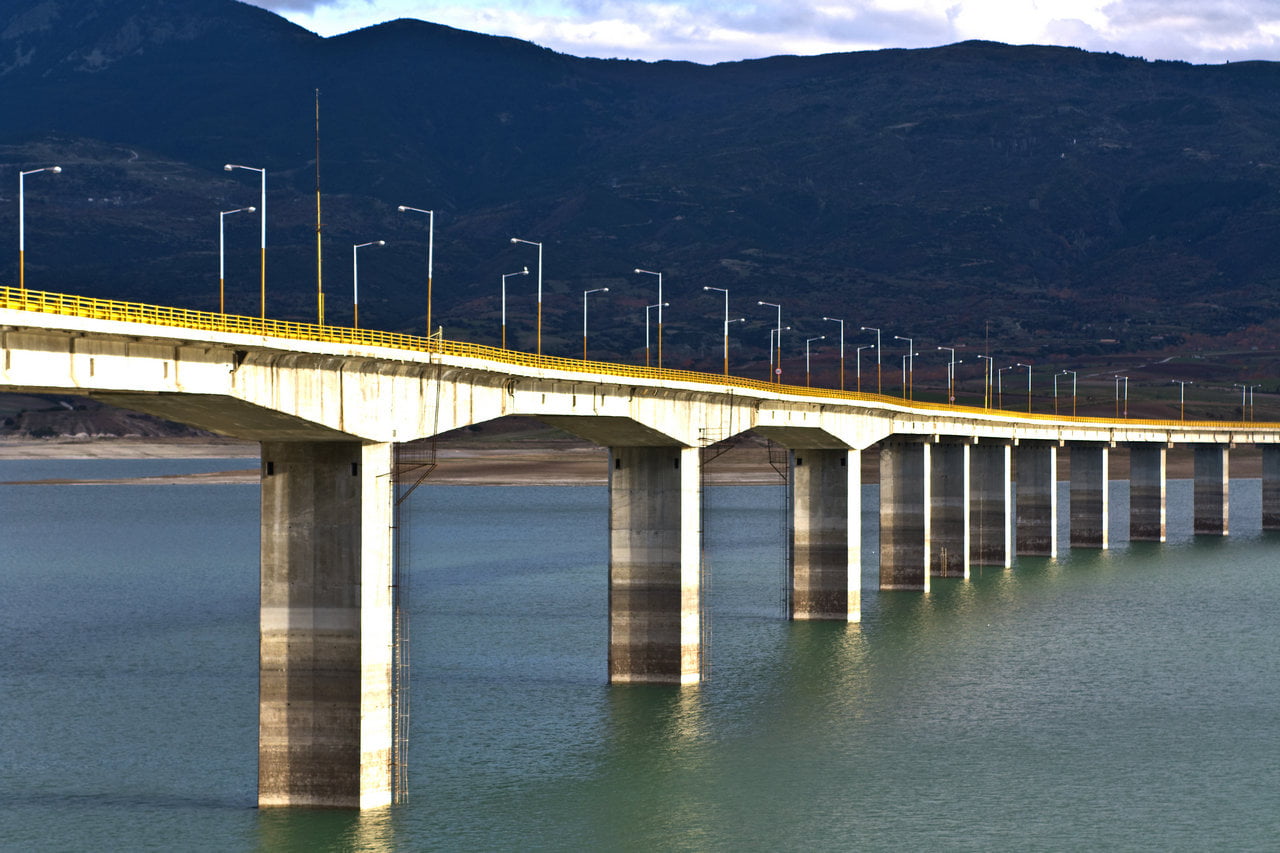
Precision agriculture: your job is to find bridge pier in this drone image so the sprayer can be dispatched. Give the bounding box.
[970,442,1011,567]
[1069,444,1109,549]
[1015,443,1058,558]
[1129,444,1167,542]
[1194,445,1229,536]
[1264,446,1280,531]
[608,446,701,684]
[258,440,395,809]
[929,441,970,578]
[879,440,930,590]
[789,449,861,620]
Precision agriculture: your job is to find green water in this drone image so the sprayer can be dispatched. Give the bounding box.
[2,461,1278,851]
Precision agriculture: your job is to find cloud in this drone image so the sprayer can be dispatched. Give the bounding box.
[242,0,1280,64]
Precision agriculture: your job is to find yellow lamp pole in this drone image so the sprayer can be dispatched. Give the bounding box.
[218,206,255,314]
[398,206,435,338]
[352,240,385,329]
[18,165,61,292]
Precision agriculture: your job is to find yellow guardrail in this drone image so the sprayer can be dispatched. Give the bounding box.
[1,285,1275,432]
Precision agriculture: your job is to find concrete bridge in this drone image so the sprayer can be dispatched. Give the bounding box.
[4,286,1279,809]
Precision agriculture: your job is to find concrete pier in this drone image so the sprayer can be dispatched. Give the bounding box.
[1015,443,1057,558]
[880,440,930,591]
[970,442,1011,567]
[1193,445,1229,536]
[790,449,861,621]
[608,446,701,684]
[1069,444,1109,549]
[1264,446,1280,531]
[1129,444,1167,542]
[258,440,395,809]
[929,441,970,578]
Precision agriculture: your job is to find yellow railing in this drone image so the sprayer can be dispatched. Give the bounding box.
[1,285,1275,432]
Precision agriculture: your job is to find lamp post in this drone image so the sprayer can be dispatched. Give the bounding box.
[768,325,791,381]
[759,301,782,383]
[635,268,664,368]
[901,353,917,396]
[1173,379,1192,420]
[937,346,959,403]
[704,285,732,375]
[856,344,874,393]
[1234,383,1249,421]
[645,302,669,368]
[1016,362,1033,413]
[582,287,608,360]
[397,205,435,338]
[998,365,1013,410]
[1249,384,1261,421]
[822,317,846,390]
[500,267,528,349]
[224,164,267,318]
[976,354,994,408]
[351,240,385,329]
[1121,376,1129,418]
[859,326,882,393]
[18,165,61,292]
[218,206,255,314]
[1057,370,1076,416]
[805,336,825,387]
[894,335,914,399]
[510,237,543,355]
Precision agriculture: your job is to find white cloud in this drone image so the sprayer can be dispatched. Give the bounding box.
[243,0,1280,64]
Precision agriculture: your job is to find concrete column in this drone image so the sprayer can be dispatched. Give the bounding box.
[970,442,1012,567]
[259,440,395,809]
[1129,444,1167,542]
[790,448,861,621]
[609,445,701,685]
[929,441,970,578]
[879,440,930,591]
[1194,445,1229,536]
[1264,445,1280,531]
[1069,444,1109,549]
[1015,443,1057,558]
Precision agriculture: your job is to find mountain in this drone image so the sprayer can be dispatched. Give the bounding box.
[3,0,1280,385]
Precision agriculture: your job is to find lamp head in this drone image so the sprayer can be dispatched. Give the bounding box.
[246,206,257,213]
[224,164,234,171]
[634,268,643,274]
[376,240,386,246]
[602,287,610,292]
[522,266,529,274]
[510,237,518,244]
[397,205,407,212]
[49,166,61,174]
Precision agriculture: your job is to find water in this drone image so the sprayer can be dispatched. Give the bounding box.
[2,460,1279,851]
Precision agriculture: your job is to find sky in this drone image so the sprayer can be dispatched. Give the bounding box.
[243,0,1280,65]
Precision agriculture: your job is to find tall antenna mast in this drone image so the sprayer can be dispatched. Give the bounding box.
[315,88,324,325]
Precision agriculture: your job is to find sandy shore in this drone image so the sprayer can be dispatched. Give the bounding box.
[0,437,1263,485]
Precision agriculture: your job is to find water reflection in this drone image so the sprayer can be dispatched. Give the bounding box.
[255,806,397,853]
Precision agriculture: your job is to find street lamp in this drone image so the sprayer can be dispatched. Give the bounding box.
[224,164,267,319]
[859,326,882,393]
[500,267,528,349]
[704,286,734,376]
[1056,370,1077,416]
[759,301,782,383]
[1173,379,1192,420]
[856,344,874,393]
[398,205,435,338]
[18,165,61,292]
[901,353,918,396]
[768,325,791,381]
[352,240,385,329]
[635,268,664,367]
[938,346,960,404]
[1015,362,1033,413]
[1249,384,1261,421]
[976,354,994,408]
[893,335,914,399]
[645,302,669,368]
[218,206,255,314]
[822,317,846,390]
[511,237,543,355]
[998,365,1013,410]
[805,335,825,387]
[1115,375,1131,418]
[582,287,608,360]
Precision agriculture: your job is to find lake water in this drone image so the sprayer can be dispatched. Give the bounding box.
[2,459,1278,851]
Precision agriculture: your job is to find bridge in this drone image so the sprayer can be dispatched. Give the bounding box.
[4,285,1279,809]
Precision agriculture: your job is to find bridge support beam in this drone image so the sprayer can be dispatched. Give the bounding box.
[608,446,701,684]
[1194,445,1229,536]
[929,441,970,578]
[1264,446,1280,531]
[1069,445,1109,549]
[879,440,930,591]
[1129,444,1167,542]
[970,442,1011,567]
[1015,443,1058,558]
[790,449,861,621]
[258,440,395,809]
